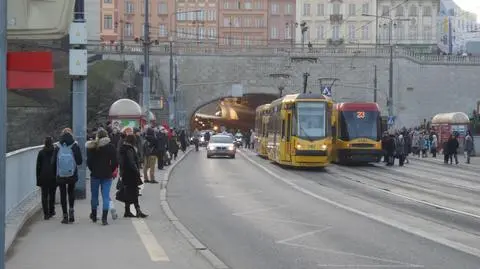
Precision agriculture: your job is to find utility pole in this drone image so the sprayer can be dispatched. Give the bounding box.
[71,0,88,199]
[169,38,174,127]
[387,20,393,119]
[143,0,151,124]
[0,0,7,265]
[373,65,377,103]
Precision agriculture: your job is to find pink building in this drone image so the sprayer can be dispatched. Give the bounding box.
[175,0,218,45]
[267,0,296,47]
[218,0,269,47]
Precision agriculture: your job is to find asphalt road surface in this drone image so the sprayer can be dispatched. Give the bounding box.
[167,149,480,269]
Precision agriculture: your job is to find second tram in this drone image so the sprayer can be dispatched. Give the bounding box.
[254,103,271,158]
[331,102,383,164]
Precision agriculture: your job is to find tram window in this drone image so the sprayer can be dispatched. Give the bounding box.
[281,120,286,138]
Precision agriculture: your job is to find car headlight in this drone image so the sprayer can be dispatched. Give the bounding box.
[208,145,215,150]
[228,145,235,151]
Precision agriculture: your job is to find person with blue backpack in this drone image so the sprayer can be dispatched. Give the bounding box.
[53,128,83,224]
[86,128,118,225]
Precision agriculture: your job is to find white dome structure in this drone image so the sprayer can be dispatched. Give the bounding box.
[431,112,470,125]
[109,99,142,117]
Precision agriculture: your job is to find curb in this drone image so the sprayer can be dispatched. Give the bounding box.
[159,149,230,269]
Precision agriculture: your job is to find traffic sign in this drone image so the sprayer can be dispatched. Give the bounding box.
[322,86,332,97]
[387,116,395,125]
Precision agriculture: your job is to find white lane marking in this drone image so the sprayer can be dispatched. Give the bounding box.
[276,227,331,244]
[283,242,420,267]
[215,190,263,199]
[236,215,325,228]
[132,219,170,262]
[317,265,424,268]
[238,150,480,258]
[232,205,287,216]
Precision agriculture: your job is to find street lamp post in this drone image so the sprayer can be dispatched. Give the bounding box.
[300,21,308,52]
[269,73,291,97]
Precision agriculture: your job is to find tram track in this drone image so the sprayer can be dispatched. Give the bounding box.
[292,164,480,238]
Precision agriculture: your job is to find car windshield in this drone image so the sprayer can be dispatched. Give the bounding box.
[340,111,380,141]
[210,136,234,144]
[296,102,326,138]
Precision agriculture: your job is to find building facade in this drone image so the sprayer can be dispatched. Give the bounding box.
[100,0,176,43]
[218,0,269,47]
[296,0,378,46]
[267,0,296,47]
[175,0,218,45]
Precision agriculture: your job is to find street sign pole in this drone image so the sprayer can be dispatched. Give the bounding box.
[0,0,7,265]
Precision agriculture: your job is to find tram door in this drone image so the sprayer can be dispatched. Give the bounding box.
[283,111,292,162]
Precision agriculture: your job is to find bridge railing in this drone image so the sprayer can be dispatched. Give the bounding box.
[87,43,480,65]
[6,145,42,217]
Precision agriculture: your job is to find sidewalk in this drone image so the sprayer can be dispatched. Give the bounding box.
[6,151,213,269]
[410,154,480,169]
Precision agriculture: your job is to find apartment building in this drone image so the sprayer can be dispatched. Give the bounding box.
[175,0,218,44]
[296,0,378,46]
[100,0,176,43]
[218,0,269,47]
[268,0,296,47]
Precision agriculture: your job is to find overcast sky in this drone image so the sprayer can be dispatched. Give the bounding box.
[454,0,480,21]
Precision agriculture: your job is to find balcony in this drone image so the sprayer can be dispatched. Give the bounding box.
[327,38,344,46]
[330,14,343,23]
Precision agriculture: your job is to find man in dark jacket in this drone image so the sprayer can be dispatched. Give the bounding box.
[143,128,158,183]
[53,128,83,224]
[36,136,57,220]
[155,127,167,170]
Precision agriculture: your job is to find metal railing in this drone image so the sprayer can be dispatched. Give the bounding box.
[6,145,42,217]
[87,42,480,65]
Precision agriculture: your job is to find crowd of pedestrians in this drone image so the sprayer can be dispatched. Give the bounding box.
[381,127,475,166]
[36,122,190,225]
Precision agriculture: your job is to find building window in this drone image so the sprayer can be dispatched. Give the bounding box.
[422,6,432,17]
[317,4,324,16]
[333,3,340,15]
[285,26,291,39]
[361,25,369,40]
[271,26,278,39]
[104,0,112,3]
[254,1,262,10]
[285,3,293,15]
[103,15,113,29]
[255,17,264,28]
[409,6,417,17]
[396,23,405,40]
[348,24,356,40]
[362,3,369,15]
[408,25,418,40]
[348,4,356,16]
[157,2,168,15]
[125,1,135,13]
[124,23,133,37]
[316,25,324,40]
[244,16,252,27]
[332,25,340,40]
[381,6,390,16]
[271,3,279,14]
[396,6,404,17]
[422,25,432,40]
[303,3,311,16]
[223,0,229,9]
[159,24,167,37]
[244,1,252,9]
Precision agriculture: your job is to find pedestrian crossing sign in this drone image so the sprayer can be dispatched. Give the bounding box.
[388,116,395,125]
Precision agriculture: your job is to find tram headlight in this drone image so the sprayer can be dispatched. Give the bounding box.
[296,144,302,149]
[321,144,327,150]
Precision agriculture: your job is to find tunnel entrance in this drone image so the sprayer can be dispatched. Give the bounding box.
[190,93,277,133]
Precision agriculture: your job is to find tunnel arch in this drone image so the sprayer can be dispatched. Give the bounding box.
[188,93,278,132]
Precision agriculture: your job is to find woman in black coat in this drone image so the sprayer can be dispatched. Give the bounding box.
[36,136,57,220]
[119,134,148,218]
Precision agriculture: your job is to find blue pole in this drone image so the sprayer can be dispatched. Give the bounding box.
[72,0,87,199]
[448,17,453,55]
[0,0,7,265]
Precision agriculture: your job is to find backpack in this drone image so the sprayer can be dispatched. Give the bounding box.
[56,143,76,178]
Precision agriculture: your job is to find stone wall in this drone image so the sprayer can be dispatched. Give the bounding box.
[104,54,480,128]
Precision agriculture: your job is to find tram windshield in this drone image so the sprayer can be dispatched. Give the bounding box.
[339,111,381,141]
[296,102,326,139]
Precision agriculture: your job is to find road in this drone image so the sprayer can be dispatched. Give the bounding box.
[167,148,480,269]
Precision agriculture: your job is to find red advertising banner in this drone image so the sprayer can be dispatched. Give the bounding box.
[7,51,54,89]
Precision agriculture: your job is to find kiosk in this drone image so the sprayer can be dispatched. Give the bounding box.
[431,112,470,152]
[108,99,142,131]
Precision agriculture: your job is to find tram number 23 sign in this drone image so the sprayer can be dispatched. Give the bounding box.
[356,111,366,119]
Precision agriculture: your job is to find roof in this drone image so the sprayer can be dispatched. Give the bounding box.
[109,99,142,117]
[255,103,271,112]
[431,112,470,124]
[336,102,380,112]
[271,93,328,107]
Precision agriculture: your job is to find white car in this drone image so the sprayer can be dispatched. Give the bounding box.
[206,134,236,159]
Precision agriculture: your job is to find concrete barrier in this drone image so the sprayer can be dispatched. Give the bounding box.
[5,145,42,253]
